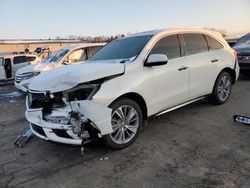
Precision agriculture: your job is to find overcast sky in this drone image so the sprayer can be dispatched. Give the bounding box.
[0,0,249,39]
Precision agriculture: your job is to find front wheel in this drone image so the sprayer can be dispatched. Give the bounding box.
[209,71,232,105]
[103,98,143,149]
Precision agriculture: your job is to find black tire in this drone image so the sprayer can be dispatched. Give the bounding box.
[103,98,143,149]
[209,71,232,105]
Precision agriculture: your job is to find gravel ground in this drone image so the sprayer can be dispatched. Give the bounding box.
[0,77,250,188]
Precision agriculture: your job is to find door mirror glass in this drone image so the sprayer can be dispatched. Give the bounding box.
[62,59,69,65]
[246,40,250,45]
[145,54,168,66]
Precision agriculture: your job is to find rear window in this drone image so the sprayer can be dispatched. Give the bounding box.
[204,35,224,50]
[182,33,208,55]
[13,56,27,64]
[150,35,181,60]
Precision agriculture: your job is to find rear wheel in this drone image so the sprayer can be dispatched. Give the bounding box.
[103,98,143,149]
[209,71,232,105]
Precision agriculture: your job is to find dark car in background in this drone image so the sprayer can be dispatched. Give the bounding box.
[233,33,250,75]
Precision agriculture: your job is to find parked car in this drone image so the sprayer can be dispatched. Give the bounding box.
[26,29,239,149]
[0,54,39,81]
[15,43,105,92]
[33,46,52,59]
[233,33,250,75]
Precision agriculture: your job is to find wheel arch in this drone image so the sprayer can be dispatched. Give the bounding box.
[108,92,148,120]
[219,67,236,84]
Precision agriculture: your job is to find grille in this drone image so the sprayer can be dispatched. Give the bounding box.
[238,53,250,60]
[15,75,22,83]
[15,72,34,83]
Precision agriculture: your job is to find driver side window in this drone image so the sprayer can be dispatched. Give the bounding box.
[68,49,86,64]
[150,35,181,60]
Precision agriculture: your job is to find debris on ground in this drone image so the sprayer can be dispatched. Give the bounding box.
[14,129,33,148]
[233,115,250,125]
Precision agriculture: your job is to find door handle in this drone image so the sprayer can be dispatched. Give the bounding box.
[178,66,188,71]
[211,58,219,63]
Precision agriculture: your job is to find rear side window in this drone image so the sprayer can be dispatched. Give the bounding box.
[182,33,208,55]
[13,56,27,64]
[150,35,180,60]
[27,56,36,62]
[204,35,223,50]
[87,46,102,59]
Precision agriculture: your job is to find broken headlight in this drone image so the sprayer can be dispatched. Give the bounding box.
[62,83,101,101]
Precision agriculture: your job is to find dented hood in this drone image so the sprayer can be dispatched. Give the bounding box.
[29,61,125,93]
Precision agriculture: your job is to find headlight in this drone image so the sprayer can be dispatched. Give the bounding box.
[62,83,101,101]
[21,72,40,81]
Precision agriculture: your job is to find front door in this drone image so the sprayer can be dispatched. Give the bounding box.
[146,34,189,114]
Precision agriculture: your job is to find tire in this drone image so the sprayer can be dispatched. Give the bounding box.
[103,98,143,149]
[209,71,232,105]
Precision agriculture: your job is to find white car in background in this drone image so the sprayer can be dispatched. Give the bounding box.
[0,54,39,81]
[15,43,105,92]
[26,29,239,149]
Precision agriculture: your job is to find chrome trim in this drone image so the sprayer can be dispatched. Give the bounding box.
[156,97,205,117]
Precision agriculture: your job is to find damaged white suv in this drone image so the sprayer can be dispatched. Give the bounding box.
[26,29,239,149]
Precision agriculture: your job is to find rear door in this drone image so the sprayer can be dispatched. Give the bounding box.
[181,33,218,99]
[0,57,6,80]
[13,56,28,74]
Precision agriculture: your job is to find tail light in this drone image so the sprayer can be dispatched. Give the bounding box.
[233,50,238,60]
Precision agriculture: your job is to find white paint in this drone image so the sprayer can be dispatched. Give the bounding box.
[26,28,239,145]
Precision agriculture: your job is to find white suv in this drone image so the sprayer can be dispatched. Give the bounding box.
[26,29,239,149]
[15,43,104,92]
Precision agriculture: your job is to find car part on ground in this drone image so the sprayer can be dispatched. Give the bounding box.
[14,129,33,148]
[233,115,250,125]
[26,28,239,149]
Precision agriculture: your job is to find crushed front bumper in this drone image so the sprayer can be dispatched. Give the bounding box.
[25,99,113,145]
[15,81,29,92]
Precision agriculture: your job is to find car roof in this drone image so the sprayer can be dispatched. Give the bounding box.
[129,28,223,38]
[60,43,106,51]
[0,54,37,59]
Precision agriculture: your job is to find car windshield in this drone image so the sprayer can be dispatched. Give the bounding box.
[235,34,250,46]
[89,35,152,61]
[46,49,69,63]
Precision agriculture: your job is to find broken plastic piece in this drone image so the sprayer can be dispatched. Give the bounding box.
[14,129,33,148]
[233,115,250,125]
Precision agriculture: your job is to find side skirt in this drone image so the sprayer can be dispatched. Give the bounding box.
[154,96,206,117]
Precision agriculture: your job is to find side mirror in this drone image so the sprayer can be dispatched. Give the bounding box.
[246,40,250,45]
[62,60,70,65]
[145,54,168,67]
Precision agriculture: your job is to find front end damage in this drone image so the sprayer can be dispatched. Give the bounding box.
[25,89,112,145]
